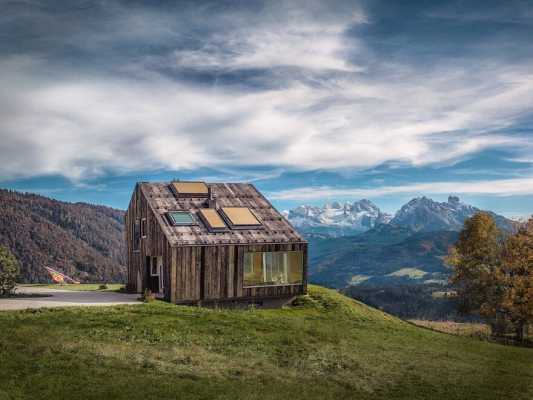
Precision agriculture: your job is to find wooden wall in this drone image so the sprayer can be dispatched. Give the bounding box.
[171,242,308,303]
[125,184,173,301]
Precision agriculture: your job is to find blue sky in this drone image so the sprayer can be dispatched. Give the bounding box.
[1,0,532,218]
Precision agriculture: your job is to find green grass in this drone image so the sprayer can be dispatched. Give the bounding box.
[19,283,125,292]
[1,285,532,400]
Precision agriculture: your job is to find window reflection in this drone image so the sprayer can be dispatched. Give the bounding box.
[244,251,303,287]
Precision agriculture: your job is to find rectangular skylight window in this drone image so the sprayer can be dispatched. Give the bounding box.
[167,211,196,226]
[170,181,208,197]
[198,209,227,231]
[221,207,262,228]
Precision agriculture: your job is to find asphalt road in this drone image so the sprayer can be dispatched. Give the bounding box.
[0,286,141,311]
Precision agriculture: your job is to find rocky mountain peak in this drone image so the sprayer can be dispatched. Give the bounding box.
[391,195,514,232]
[448,195,460,205]
[288,195,516,236]
[287,199,391,235]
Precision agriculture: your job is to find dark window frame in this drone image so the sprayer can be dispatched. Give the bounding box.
[150,256,158,276]
[141,218,147,238]
[133,219,141,252]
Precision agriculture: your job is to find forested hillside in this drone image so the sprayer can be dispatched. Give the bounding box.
[308,224,458,288]
[0,189,126,283]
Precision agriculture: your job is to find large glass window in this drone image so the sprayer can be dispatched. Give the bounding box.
[244,251,303,287]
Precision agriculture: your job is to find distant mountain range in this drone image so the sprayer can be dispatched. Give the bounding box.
[288,195,516,235]
[287,199,391,236]
[0,189,126,283]
[290,195,518,289]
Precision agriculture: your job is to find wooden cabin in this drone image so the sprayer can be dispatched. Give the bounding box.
[125,181,308,307]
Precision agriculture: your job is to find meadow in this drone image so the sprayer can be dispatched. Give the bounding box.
[1,286,532,400]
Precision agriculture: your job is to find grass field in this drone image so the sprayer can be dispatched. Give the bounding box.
[410,319,533,345]
[18,283,125,292]
[409,319,492,340]
[1,285,532,400]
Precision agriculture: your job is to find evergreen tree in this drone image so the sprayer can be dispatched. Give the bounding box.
[0,245,20,296]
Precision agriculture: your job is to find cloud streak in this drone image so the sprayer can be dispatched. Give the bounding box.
[269,177,533,201]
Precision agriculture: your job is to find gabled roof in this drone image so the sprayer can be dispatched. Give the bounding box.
[140,182,306,246]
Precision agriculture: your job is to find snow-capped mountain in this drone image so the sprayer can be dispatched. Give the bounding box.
[306,196,517,289]
[390,196,516,232]
[288,199,392,236]
[287,195,516,236]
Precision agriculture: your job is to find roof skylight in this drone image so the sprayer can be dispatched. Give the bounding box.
[170,181,208,197]
[167,211,196,226]
[220,207,262,228]
[198,209,227,231]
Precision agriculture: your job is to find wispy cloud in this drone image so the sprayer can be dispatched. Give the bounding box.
[2,55,532,181]
[0,1,532,183]
[269,177,533,201]
[173,19,362,72]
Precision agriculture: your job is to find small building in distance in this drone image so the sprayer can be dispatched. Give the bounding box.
[125,181,307,307]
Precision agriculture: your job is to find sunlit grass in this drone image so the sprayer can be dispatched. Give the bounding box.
[1,286,532,400]
[409,319,491,339]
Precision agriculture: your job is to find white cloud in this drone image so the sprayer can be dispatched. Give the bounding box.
[1,3,533,182]
[173,22,359,72]
[172,2,365,72]
[269,177,533,201]
[1,55,533,181]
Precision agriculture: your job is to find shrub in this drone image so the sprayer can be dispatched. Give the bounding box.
[0,245,20,297]
[98,284,108,290]
[140,288,155,303]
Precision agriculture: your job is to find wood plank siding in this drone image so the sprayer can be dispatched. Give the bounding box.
[125,183,174,301]
[169,242,308,303]
[126,181,308,306]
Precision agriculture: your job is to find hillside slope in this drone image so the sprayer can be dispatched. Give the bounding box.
[308,224,458,287]
[0,189,126,283]
[0,286,532,400]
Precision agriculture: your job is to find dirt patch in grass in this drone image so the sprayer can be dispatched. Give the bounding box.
[409,320,491,340]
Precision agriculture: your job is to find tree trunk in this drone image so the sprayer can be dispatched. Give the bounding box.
[490,313,508,337]
[516,322,527,342]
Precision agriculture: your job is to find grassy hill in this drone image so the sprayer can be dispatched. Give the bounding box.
[1,286,532,400]
[0,189,126,283]
[308,225,458,287]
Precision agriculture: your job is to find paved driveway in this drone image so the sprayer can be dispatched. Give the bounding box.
[0,286,141,311]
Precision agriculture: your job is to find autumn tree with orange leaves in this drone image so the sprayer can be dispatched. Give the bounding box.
[498,219,533,341]
[448,213,533,342]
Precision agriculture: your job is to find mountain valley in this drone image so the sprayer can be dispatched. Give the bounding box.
[290,195,517,289]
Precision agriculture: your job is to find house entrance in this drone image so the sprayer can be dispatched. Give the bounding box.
[146,256,164,295]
